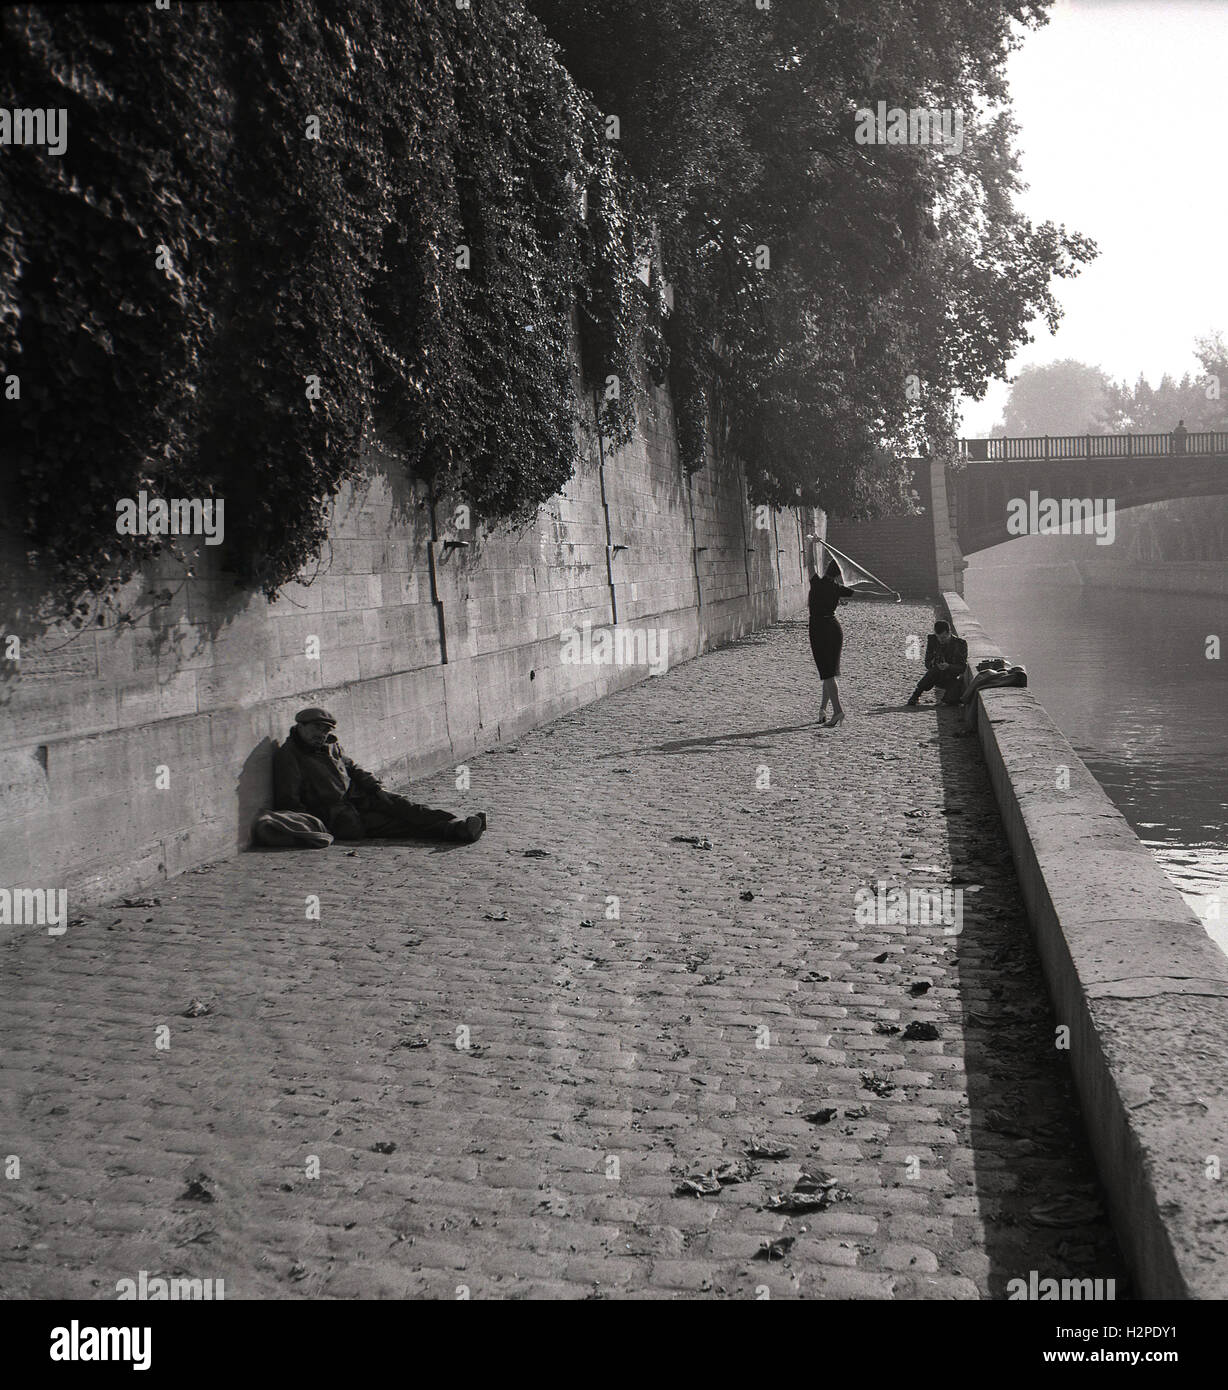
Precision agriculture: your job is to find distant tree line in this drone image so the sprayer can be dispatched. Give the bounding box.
[991,338,1228,437]
[1,0,1090,616]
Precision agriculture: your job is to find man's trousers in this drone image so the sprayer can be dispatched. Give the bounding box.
[324,793,469,842]
[910,667,967,705]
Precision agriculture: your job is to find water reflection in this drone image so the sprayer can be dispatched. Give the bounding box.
[964,556,1228,955]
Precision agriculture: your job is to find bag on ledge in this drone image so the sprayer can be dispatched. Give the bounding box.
[963,664,1028,702]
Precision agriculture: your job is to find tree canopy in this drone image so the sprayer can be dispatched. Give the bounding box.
[530,0,1095,514]
[1,0,1094,617]
[992,359,1117,436]
[990,339,1228,437]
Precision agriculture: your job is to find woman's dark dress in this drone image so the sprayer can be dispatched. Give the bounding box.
[808,574,854,679]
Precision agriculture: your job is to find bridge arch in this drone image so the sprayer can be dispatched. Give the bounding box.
[824,433,1228,598]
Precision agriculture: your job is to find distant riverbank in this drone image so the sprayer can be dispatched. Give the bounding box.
[966,556,1228,599]
[1076,559,1228,599]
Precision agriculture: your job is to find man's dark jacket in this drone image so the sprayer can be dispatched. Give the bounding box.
[273,728,385,820]
[923,632,969,671]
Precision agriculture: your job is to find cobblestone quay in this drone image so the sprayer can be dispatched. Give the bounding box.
[1,602,1124,1299]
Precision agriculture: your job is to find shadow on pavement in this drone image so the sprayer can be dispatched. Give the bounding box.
[597,721,822,756]
[931,701,1130,1299]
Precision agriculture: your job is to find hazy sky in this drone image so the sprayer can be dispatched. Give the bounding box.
[957,0,1228,436]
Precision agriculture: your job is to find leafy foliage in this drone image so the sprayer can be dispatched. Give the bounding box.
[992,359,1117,436]
[1107,335,1228,433]
[1,0,1095,616]
[530,0,1096,517]
[0,0,658,611]
[992,341,1228,437]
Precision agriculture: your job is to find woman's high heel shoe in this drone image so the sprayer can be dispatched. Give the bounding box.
[827,712,845,728]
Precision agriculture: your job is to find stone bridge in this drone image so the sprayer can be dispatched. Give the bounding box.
[826,430,1228,598]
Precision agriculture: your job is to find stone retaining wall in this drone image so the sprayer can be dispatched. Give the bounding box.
[0,378,818,905]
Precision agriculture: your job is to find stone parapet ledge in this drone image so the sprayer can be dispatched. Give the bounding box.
[944,591,1228,1299]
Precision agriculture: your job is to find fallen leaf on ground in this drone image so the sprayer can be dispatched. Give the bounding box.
[754,1235,796,1260]
[903,1021,940,1041]
[746,1142,790,1160]
[794,1165,839,1194]
[675,1175,722,1197]
[1029,1195,1104,1228]
[713,1158,757,1185]
[763,1192,832,1213]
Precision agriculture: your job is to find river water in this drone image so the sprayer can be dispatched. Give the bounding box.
[964,550,1228,956]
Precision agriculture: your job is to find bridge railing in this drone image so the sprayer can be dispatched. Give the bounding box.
[958,431,1228,462]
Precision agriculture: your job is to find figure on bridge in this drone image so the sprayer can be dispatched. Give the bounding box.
[906,622,970,707]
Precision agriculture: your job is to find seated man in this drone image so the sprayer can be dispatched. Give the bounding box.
[906,621,969,706]
[273,707,486,843]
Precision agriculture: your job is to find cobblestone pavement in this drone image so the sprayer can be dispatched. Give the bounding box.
[1,602,1126,1299]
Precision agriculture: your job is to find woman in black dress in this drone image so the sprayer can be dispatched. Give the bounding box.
[808,558,872,727]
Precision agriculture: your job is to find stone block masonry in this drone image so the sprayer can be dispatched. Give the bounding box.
[825,461,946,600]
[0,378,817,904]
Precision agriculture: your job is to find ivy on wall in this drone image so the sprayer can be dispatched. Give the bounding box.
[0,0,661,616]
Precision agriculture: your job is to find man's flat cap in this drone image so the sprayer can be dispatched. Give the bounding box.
[295,706,337,727]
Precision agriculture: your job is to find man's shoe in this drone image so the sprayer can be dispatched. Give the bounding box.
[905,697,919,706]
[460,813,486,843]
